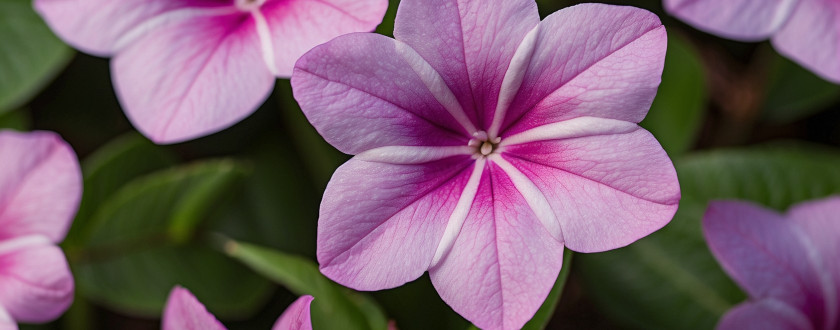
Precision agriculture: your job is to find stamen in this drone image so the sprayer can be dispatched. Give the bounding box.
[480,141,493,156]
[472,130,489,141]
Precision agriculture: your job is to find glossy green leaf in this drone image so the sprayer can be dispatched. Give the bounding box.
[578,143,840,330]
[640,32,707,156]
[65,133,178,247]
[763,53,840,123]
[224,240,389,330]
[0,0,73,112]
[72,160,273,318]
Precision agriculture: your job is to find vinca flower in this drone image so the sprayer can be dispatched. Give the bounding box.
[35,0,388,144]
[665,0,840,83]
[704,197,840,330]
[0,131,81,330]
[292,1,681,328]
[163,286,312,330]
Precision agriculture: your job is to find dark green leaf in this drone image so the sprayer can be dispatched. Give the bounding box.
[224,240,389,330]
[0,108,30,130]
[65,132,178,247]
[578,143,840,330]
[762,53,840,123]
[72,160,273,318]
[0,0,73,112]
[640,32,707,156]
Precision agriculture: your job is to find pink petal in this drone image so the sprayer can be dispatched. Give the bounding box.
[718,300,813,330]
[112,13,275,144]
[0,305,15,330]
[772,0,840,83]
[0,236,74,323]
[393,0,539,125]
[500,127,679,252]
[0,131,81,243]
[34,0,233,56]
[664,0,797,41]
[163,286,226,330]
[259,0,387,77]
[429,162,563,330]
[703,201,835,328]
[292,33,473,155]
[271,295,314,330]
[318,156,474,290]
[787,196,840,328]
[499,4,667,137]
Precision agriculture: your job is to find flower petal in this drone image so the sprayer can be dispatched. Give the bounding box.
[112,13,275,144]
[501,127,679,252]
[34,0,233,56]
[772,0,840,83]
[0,305,15,330]
[0,236,74,323]
[787,196,840,328]
[393,0,539,126]
[292,33,472,155]
[664,0,797,41]
[318,156,474,290]
[0,131,80,243]
[498,4,667,137]
[703,201,835,327]
[163,286,226,330]
[259,0,387,77]
[272,295,314,330]
[717,299,813,330]
[429,162,563,330]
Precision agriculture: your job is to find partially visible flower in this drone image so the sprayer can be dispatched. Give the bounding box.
[35,0,388,144]
[703,197,840,330]
[664,0,840,83]
[292,0,680,328]
[163,286,312,330]
[0,130,81,330]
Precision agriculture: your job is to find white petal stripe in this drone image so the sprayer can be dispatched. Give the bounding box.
[0,235,52,256]
[499,116,638,148]
[431,157,486,267]
[251,9,279,76]
[356,145,474,164]
[490,154,563,243]
[487,24,540,139]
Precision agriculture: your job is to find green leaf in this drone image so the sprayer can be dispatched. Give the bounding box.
[207,135,319,258]
[224,240,389,330]
[0,108,30,130]
[522,250,574,330]
[65,133,178,247]
[577,143,840,330]
[0,0,73,112]
[762,53,840,123]
[72,160,273,318]
[640,32,707,156]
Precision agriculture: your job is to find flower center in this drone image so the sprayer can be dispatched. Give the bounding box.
[468,131,501,158]
[235,0,265,11]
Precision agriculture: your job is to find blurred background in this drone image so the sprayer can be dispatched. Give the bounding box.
[2,0,839,329]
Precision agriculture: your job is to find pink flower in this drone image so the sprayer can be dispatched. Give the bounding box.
[291,1,681,328]
[0,131,81,329]
[664,0,840,83]
[34,0,388,144]
[704,197,840,330]
[163,286,313,330]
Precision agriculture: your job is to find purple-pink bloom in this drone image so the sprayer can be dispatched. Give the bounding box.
[34,0,388,144]
[704,197,840,330]
[664,0,840,83]
[163,286,313,330]
[291,1,681,328]
[0,131,81,330]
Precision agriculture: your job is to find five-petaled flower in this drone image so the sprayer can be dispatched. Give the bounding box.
[665,0,840,83]
[35,0,388,144]
[704,197,840,330]
[0,130,81,330]
[163,286,313,330]
[292,1,681,328]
